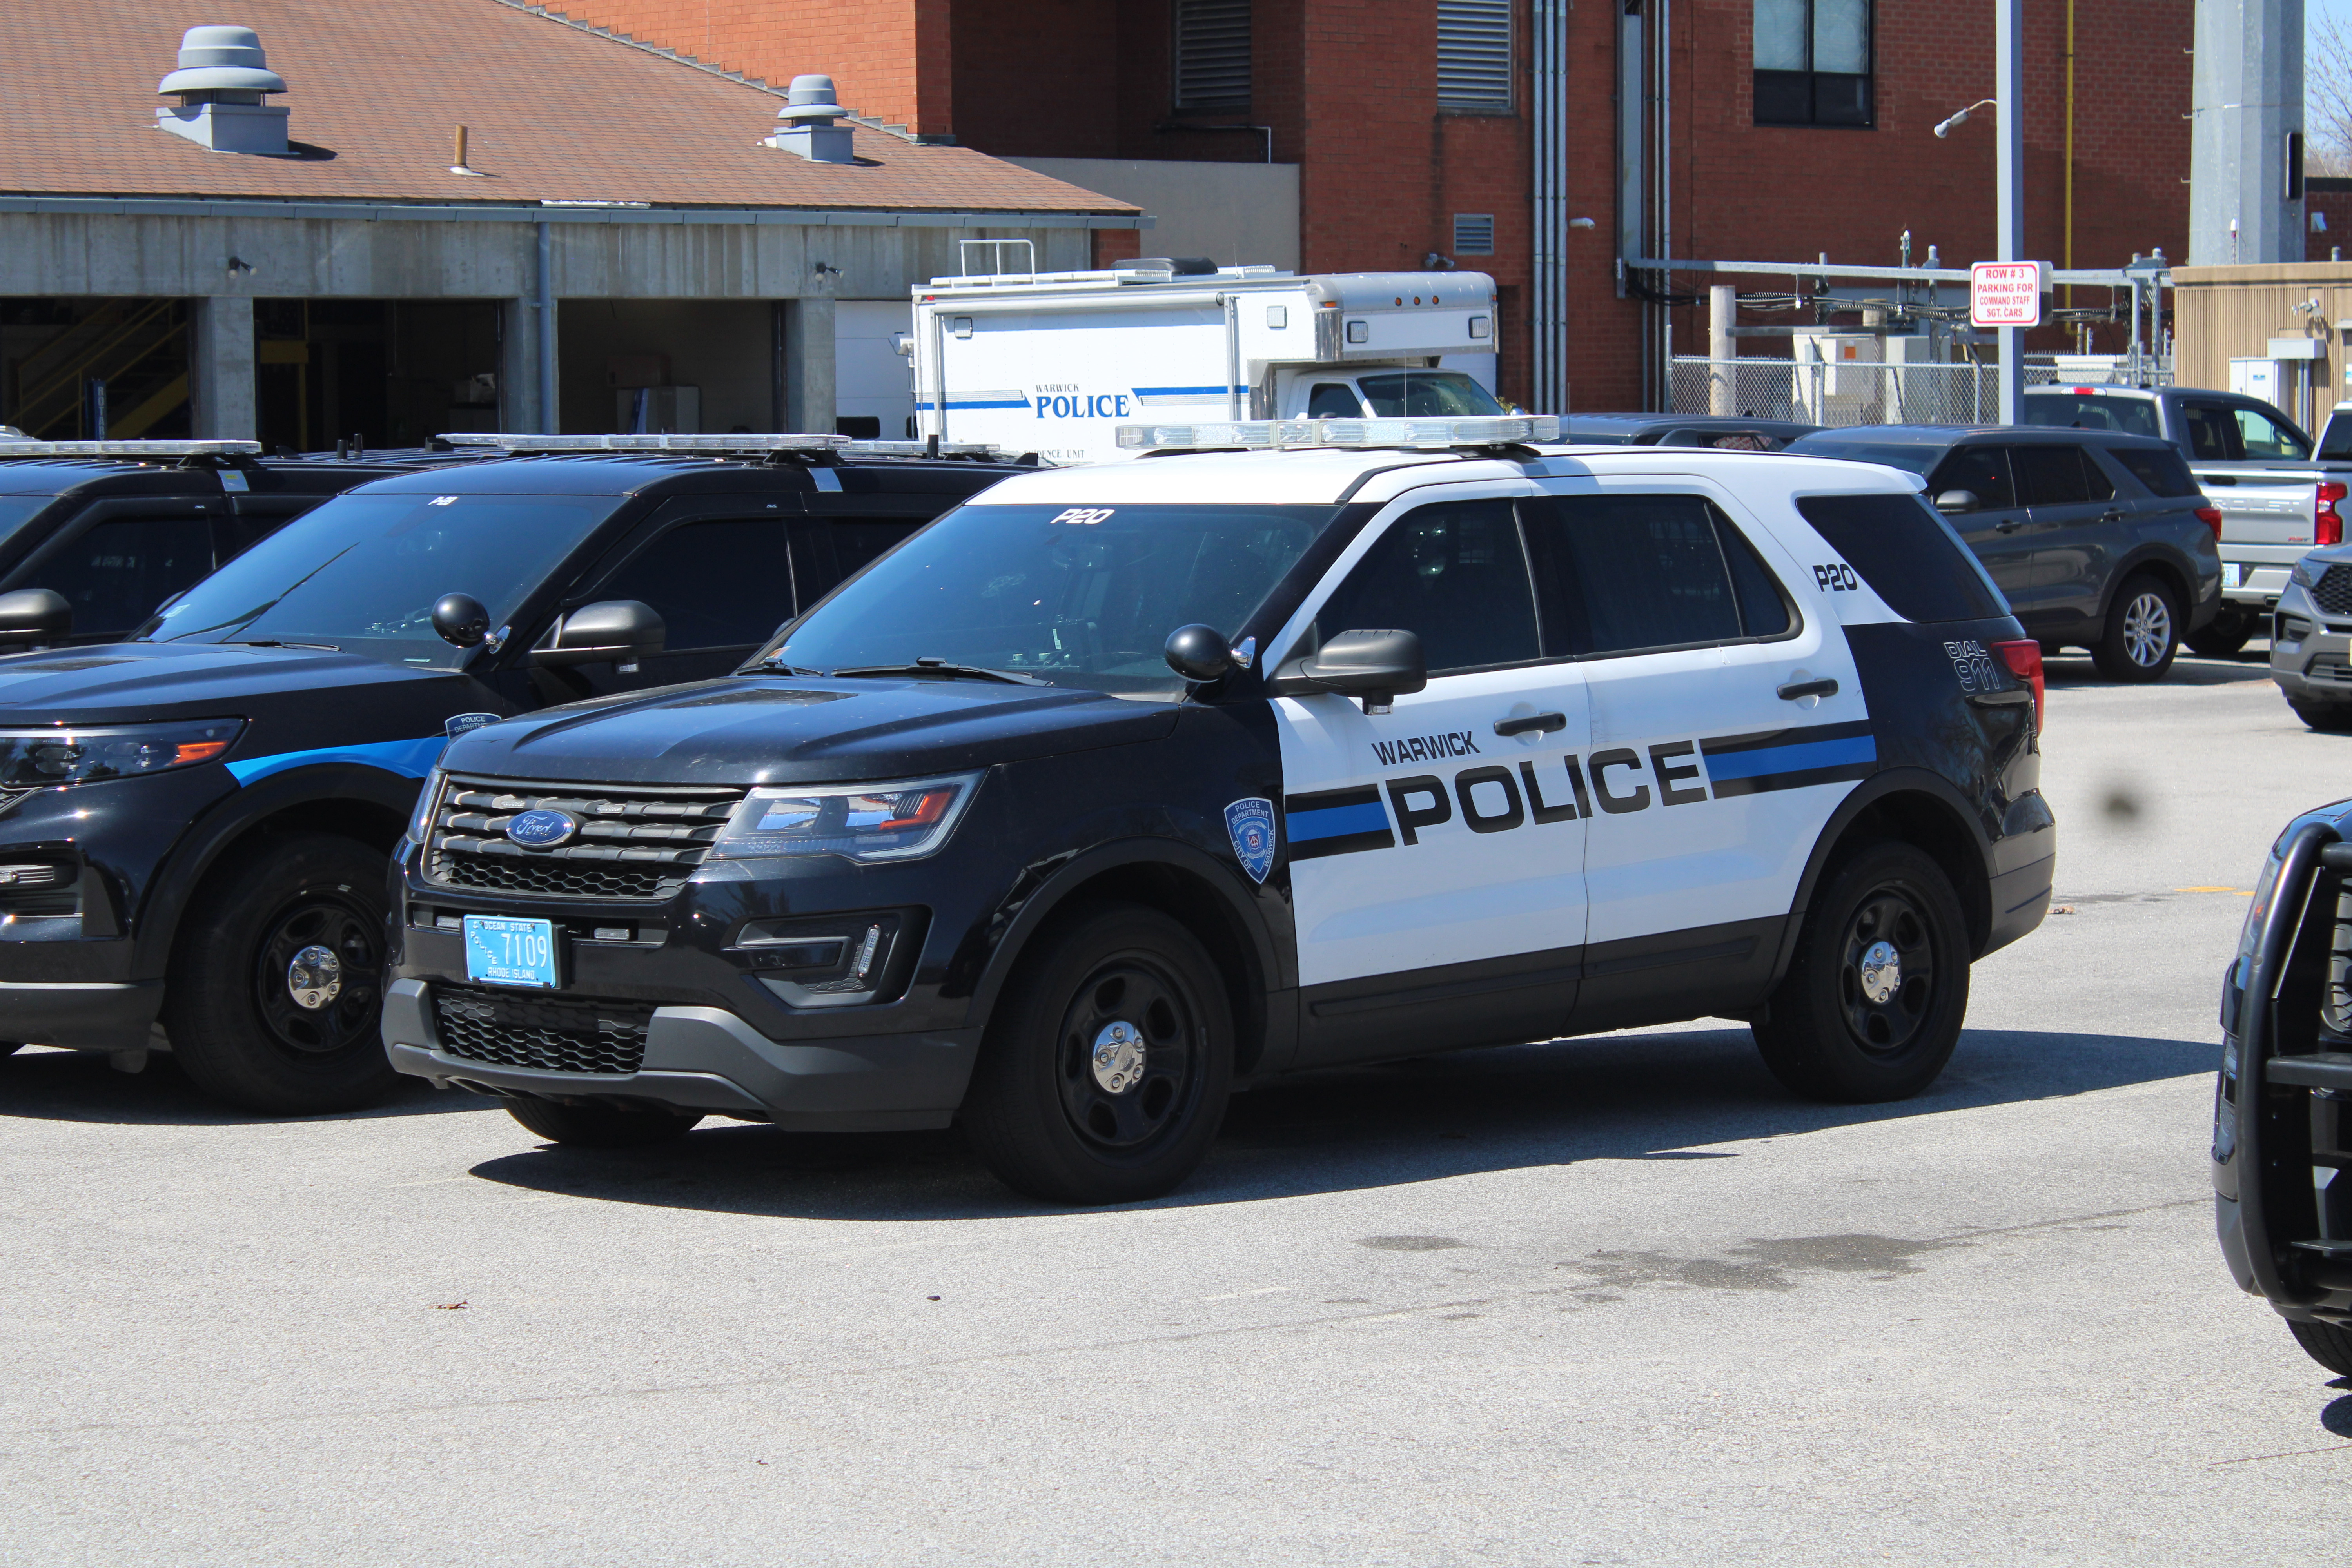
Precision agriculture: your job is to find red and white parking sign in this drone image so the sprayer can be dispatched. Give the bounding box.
[1970,261,2050,328]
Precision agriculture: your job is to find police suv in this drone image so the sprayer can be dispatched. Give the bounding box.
[0,434,1024,1113]
[384,415,2056,1205]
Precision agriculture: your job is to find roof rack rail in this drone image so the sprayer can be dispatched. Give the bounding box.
[438,433,852,453]
[0,439,264,459]
[1116,416,1561,454]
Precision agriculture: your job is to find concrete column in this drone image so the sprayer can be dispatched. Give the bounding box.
[784,294,836,435]
[188,295,256,440]
[1708,283,1737,415]
[500,296,549,433]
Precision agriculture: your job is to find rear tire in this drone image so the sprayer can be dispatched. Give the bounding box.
[506,1096,703,1148]
[2288,1318,2352,1377]
[961,902,1233,1205]
[2185,608,2252,658]
[2290,697,2352,732]
[2091,574,2180,682]
[162,832,399,1115]
[1753,842,1971,1103]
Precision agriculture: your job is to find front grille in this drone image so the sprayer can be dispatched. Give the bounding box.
[2313,565,2352,616]
[426,777,744,902]
[431,984,652,1075]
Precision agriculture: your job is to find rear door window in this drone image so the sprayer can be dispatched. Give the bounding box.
[1313,499,1540,673]
[1521,493,1784,656]
[2180,402,2245,461]
[1925,445,2016,509]
[2010,445,2092,506]
[1794,493,2008,623]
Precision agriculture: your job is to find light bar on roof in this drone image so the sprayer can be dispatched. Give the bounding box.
[1115,415,1561,452]
[838,439,1006,459]
[438,433,852,452]
[0,439,263,458]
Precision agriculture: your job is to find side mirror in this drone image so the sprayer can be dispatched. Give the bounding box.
[536,599,666,669]
[1933,489,1981,516]
[1271,628,1426,714]
[0,589,72,649]
[432,592,491,649]
[1164,623,1233,682]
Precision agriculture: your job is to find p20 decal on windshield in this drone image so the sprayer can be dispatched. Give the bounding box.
[1048,508,1116,526]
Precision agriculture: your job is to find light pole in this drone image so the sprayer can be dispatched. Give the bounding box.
[1995,0,2024,425]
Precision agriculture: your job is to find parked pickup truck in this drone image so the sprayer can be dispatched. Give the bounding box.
[2023,384,2345,655]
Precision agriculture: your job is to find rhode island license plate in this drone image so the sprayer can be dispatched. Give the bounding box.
[463,915,559,989]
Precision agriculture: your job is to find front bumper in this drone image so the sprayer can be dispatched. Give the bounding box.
[2268,583,2352,701]
[383,979,977,1129]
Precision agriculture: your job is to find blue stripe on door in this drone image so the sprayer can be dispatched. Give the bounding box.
[1285,800,1392,842]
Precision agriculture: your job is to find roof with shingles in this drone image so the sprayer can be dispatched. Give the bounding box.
[2,0,1139,216]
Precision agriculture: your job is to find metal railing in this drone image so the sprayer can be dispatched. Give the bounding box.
[1667,356,2172,428]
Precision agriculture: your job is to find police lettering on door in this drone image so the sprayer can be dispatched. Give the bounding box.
[1282,722,1878,861]
[1033,384,1129,420]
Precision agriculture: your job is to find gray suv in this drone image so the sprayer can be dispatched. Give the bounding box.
[1787,425,2224,681]
[2269,548,2352,727]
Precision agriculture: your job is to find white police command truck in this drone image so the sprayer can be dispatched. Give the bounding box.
[909,249,1503,465]
[384,414,2056,1205]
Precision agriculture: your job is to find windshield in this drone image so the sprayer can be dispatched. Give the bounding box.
[143,490,622,667]
[1787,439,1938,476]
[0,494,56,549]
[2321,412,2352,462]
[1357,371,1505,417]
[762,503,1342,697]
[2021,392,2161,439]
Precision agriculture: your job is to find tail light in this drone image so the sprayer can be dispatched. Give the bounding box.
[2195,505,2225,543]
[2320,481,2346,547]
[1991,637,2044,733]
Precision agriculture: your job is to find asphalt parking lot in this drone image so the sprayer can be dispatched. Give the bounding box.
[1,646,2344,1566]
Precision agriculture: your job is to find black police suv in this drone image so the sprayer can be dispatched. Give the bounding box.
[2214,801,2352,1377]
[383,430,2052,1205]
[1786,425,2224,682]
[0,439,433,649]
[0,436,1025,1113]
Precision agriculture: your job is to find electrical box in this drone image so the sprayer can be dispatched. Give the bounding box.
[2230,358,2281,405]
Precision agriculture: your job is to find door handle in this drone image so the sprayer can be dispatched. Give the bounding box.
[1493,711,1567,737]
[1994,519,2024,534]
[2100,508,2125,523]
[1776,677,1839,701]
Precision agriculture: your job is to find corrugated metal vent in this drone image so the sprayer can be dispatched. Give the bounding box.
[1174,0,1252,110]
[1453,214,1496,254]
[1438,0,1514,111]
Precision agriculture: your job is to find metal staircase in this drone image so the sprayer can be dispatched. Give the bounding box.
[11,300,189,438]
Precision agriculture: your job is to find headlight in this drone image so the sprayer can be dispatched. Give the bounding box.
[707,772,980,863]
[0,719,244,790]
[406,768,444,845]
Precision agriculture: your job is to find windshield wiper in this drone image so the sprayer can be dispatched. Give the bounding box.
[229,639,339,651]
[828,660,1048,686]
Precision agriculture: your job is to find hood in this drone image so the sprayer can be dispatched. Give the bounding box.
[441,674,1183,786]
[0,641,445,722]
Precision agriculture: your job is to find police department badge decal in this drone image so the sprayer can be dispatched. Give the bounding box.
[1224,797,1277,884]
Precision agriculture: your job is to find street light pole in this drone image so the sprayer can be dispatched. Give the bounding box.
[1996,0,2024,425]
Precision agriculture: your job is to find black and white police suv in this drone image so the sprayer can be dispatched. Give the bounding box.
[0,434,1024,1113]
[384,414,2056,1205]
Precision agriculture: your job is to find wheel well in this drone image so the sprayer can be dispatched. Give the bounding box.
[209,799,409,868]
[1825,793,1991,955]
[1026,863,1272,1077]
[2109,557,2191,627]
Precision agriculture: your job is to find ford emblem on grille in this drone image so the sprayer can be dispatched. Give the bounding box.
[505,808,579,849]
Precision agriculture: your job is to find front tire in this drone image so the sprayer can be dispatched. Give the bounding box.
[2091,573,2180,682]
[2290,697,2352,733]
[162,832,399,1115]
[506,1096,703,1148]
[2288,1318,2352,1377]
[961,902,1234,1204]
[1753,842,1971,1103]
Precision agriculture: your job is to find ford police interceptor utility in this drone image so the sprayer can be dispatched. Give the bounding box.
[385,415,2056,1204]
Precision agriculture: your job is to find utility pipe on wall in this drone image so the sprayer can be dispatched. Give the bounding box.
[534,220,556,434]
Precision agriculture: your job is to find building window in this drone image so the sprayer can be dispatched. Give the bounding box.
[1453,214,1496,254]
[1174,0,1252,111]
[1753,0,1872,127]
[1438,0,1514,113]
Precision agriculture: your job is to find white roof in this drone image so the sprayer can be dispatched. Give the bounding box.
[967,445,1927,508]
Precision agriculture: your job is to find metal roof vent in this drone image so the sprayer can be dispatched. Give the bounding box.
[156,25,290,156]
[766,74,855,163]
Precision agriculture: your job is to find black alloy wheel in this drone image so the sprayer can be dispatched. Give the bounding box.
[1753,841,1970,1103]
[164,831,403,1114]
[962,901,1234,1205]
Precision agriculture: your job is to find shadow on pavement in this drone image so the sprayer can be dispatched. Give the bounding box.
[2042,653,2271,690]
[0,1046,499,1127]
[459,1023,2220,1221]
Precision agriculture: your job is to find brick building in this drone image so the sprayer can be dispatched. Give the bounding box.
[540,0,2195,412]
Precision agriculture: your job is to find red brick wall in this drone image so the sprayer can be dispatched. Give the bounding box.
[549,0,953,135]
[2310,179,2352,261]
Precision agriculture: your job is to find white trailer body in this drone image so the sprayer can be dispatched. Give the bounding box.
[909,261,1501,464]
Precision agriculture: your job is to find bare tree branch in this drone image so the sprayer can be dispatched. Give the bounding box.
[2312,14,2352,173]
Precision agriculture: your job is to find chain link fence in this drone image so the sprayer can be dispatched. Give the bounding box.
[1666,356,2171,428]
